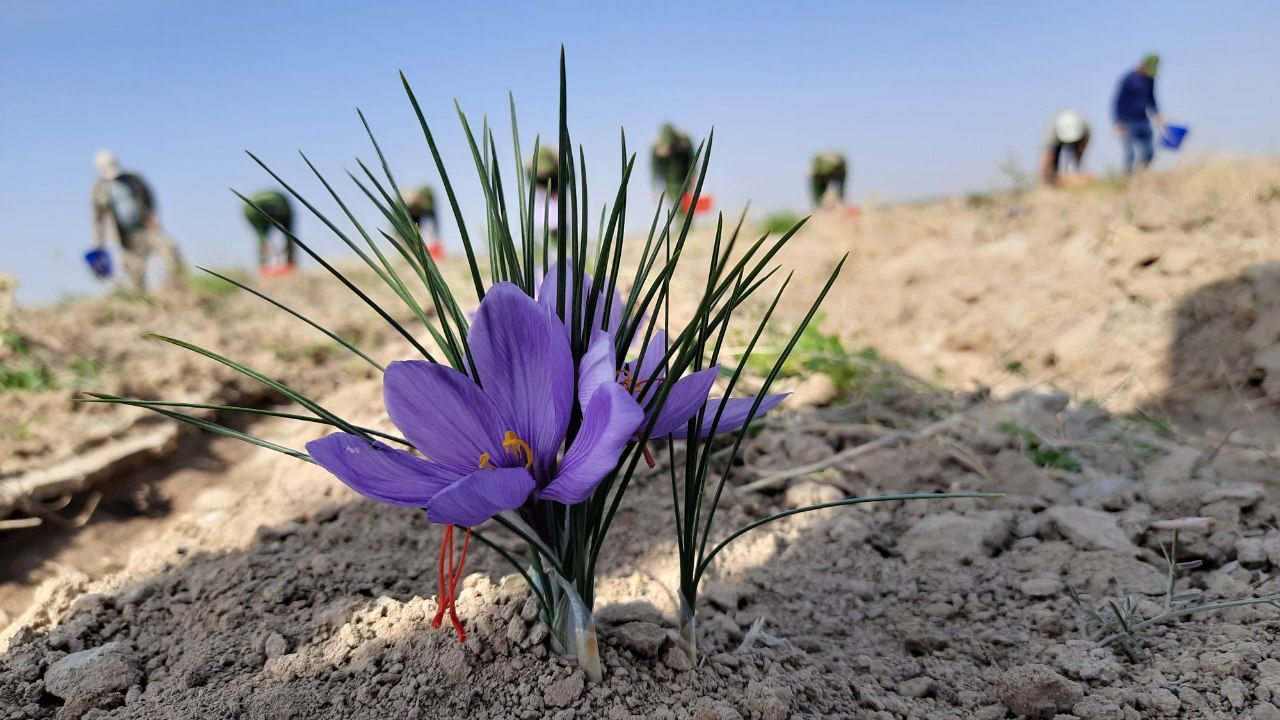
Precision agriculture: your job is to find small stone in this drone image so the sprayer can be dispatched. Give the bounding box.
[702,581,747,611]
[791,373,839,406]
[1237,537,1267,565]
[784,480,844,509]
[1020,577,1063,598]
[998,664,1082,717]
[544,670,585,708]
[1074,695,1124,720]
[527,621,549,646]
[1222,676,1247,710]
[1043,506,1135,553]
[898,677,936,698]
[1204,483,1265,508]
[662,645,693,671]
[263,632,289,660]
[898,512,1009,563]
[43,642,141,703]
[520,595,540,622]
[1146,687,1180,715]
[506,616,528,644]
[615,621,667,658]
[1253,702,1280,720]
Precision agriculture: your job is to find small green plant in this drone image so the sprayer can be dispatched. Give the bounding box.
[1259,185,1280,203]
[744,316,883,395]
[1070,528,1280,661]
[0,330,57,392]
[995,420,1082,472]
[188,269,248,298]
[965,192,995,208]
[70,356,105,388]
[759,211,802,236]
[1003,360,1025,376]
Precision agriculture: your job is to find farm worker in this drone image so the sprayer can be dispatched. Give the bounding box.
[400,185,444,260]
[1113,54,1164,174]
[1039,110,1091,185]
[242,190,296,276]
[527,145,560,241]
[90,151,184,292]
[651,123,694,203]
[809,152,848,207]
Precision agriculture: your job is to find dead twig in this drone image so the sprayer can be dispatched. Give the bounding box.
[737,411,970,493]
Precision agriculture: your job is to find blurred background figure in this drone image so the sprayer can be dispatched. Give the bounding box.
[527,145,560,243]
[809,152,848,208]
[0,273,16,328]
[90,151,184,292]
[1039,110,1091,186]
[242,189,296,277]
[651,123,694,203]
[1113,53,1164,174]
[399,185,444,260]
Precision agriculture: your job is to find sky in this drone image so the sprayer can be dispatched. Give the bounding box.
[2,1,1278,303]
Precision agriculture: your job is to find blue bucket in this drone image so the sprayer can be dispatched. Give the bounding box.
[1160,124,1189,150]
[85,248,112,278]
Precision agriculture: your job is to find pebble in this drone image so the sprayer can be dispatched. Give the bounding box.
[43,642,141,702]
[1020,577,1063,598]
[997,664,1082,717]
[614,621,668,658]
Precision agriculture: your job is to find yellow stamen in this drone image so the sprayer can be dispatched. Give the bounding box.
[478,453,494,469]
[502,431,534,469]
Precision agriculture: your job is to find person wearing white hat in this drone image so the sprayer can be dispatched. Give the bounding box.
[90,151,184,292]
[1039,110,1091,186]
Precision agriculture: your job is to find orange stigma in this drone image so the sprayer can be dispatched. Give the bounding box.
[501,431,534,468]
[432,524,472,643]
[477,431,533,470]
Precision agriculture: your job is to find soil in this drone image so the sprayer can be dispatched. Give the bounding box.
[4,159,1280,719]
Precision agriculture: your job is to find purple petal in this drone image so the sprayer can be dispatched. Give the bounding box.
[536,382,644,505]
[578,329,617,412]
[469,283,574,473]
[426,466,537,527]
[537,263,625,338]
[646,366,719,437]
[383,360,505,475]
[307,433,457,507]
[667,393,789,439]
[624,329,668,390]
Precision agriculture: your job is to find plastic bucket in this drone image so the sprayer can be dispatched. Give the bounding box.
[1160,124,1188,150]
[84,248,112,278]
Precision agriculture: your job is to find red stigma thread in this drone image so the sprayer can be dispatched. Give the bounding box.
[642,444,656,468]
[432,524,472,642]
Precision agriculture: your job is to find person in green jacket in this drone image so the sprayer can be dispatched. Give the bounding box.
[651,123,694,203]
[809,152,848,208]
[242,190,295,275]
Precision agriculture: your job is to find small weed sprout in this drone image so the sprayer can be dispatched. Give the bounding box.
[1069,523,1280,662]
[995,421,1082,472]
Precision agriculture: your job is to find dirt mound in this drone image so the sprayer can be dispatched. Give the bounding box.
[766,159,1280,438]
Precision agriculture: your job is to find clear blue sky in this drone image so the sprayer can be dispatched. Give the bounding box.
[3,1,1278,303]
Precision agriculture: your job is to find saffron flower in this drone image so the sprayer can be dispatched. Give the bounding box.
[580,328,788,449]
[306,282,643,638]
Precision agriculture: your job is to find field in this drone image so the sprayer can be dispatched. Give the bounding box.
[4,159,1280,719]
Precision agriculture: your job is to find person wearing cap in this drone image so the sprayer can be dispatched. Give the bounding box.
[1113,54,1164,174]
[809,152,849,207]
[1039,110,1090,186]
[90,151,184,292]
[242,189,296,276]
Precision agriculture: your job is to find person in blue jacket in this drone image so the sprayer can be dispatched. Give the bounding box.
[1113,54,1165,174]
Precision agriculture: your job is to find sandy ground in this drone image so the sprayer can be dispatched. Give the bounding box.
[3,159,1280,719]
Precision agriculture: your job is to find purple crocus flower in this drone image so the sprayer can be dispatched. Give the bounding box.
[578,328,788,452]
[305,282,644,528]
